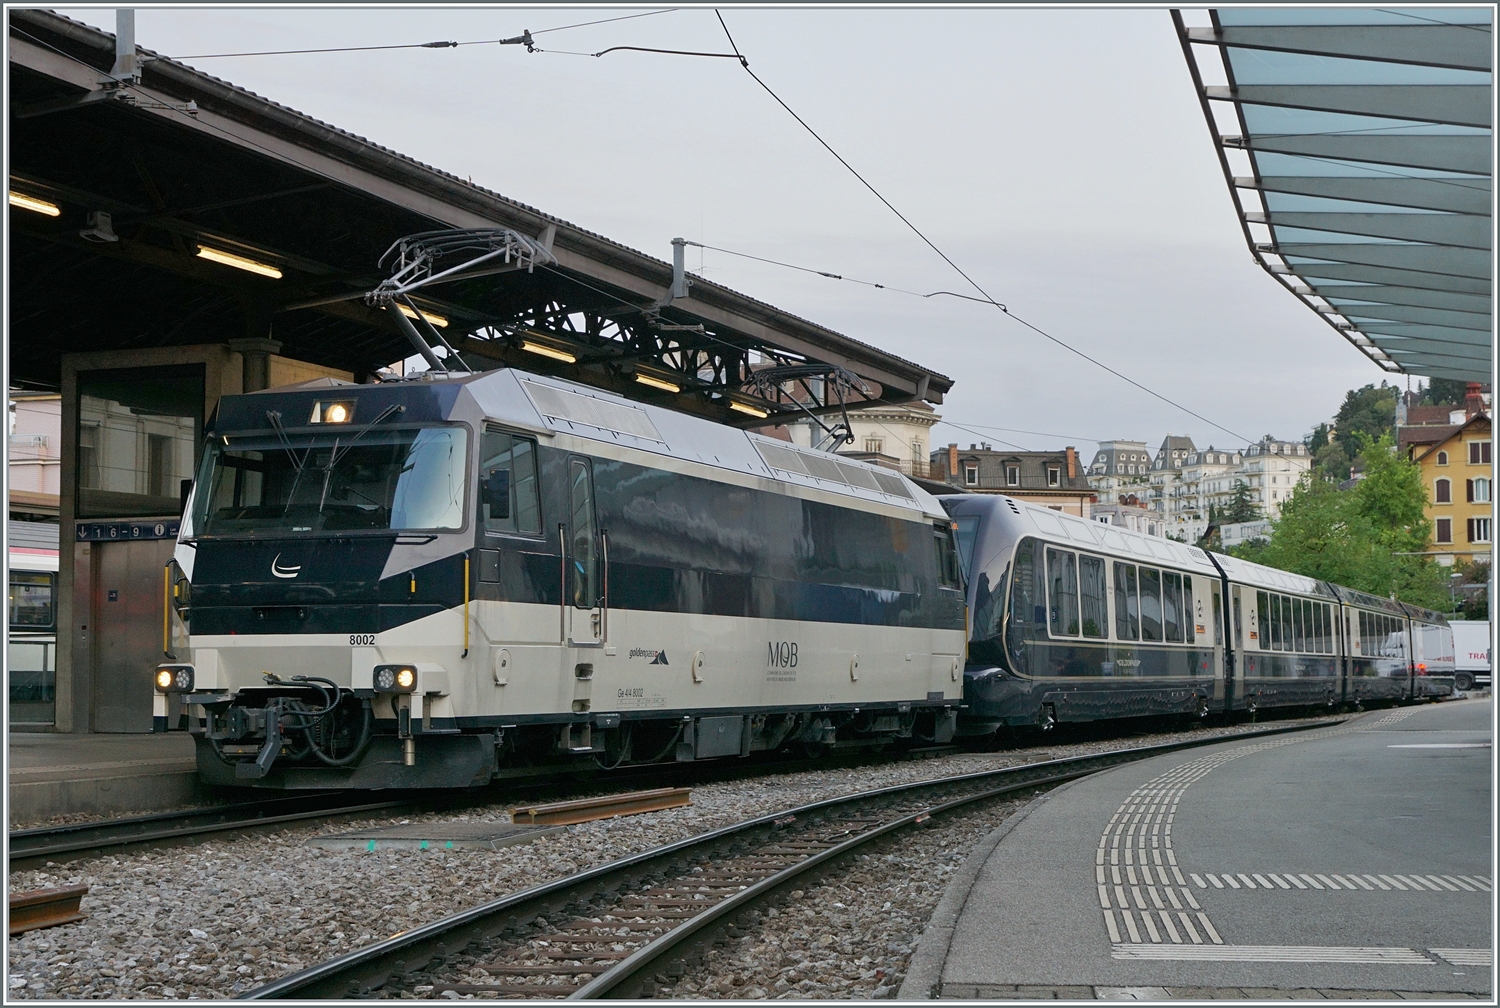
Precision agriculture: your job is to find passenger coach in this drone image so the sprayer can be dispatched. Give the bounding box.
[157,368,967,789]
[942,495,1453,736]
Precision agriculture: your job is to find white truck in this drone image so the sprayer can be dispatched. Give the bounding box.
[1450,620,1491,692]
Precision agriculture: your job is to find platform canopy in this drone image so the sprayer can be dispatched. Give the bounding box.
[7,10,951,428]
[1175,7,1492,384]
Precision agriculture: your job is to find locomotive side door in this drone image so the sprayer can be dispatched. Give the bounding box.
[474,427,566,716]
[565,457,604,649]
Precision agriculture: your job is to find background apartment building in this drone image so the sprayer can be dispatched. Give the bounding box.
[932,443,1094,516]
[1399,383,1492,567]
[1090,433,1310,543]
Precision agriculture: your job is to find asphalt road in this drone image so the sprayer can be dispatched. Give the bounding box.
[935,701,1493,995]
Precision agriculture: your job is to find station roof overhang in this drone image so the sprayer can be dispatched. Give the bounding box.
[7,10,951,427]
[1174,7,1492,384]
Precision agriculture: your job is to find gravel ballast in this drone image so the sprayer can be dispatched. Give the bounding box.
[6,718,1336,999]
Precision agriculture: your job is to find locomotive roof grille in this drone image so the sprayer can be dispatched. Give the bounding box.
[753,441,915,501]
[521,380,664,443]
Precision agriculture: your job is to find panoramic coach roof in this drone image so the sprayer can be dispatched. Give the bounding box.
[8,10,951,427]
[1175,8,1492,383]
[1208,550,1330,598]
[964,494,1223,578]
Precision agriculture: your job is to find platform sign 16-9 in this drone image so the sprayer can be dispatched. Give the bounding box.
[76,521,180,542]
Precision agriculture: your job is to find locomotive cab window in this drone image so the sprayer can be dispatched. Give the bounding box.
[481,429,541,535]
[192,425,468,536]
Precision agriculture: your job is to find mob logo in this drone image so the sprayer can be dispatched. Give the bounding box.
[767,641,798,669]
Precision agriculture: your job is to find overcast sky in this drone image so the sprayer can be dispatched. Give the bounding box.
[75,5,1399,458]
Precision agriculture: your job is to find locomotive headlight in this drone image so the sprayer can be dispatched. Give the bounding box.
[309,400,355,424]
[155,665,194,693]
[374,665,417,693]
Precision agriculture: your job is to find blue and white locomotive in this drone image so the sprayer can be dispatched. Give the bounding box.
[156,367,967,788]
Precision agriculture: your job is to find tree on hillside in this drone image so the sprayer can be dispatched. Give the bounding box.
[1420,378,1470,406]
[1227,433,1447,609]
[1306,422,1352,480]
[1331,383,1399,461]
[1222,481,1262,524]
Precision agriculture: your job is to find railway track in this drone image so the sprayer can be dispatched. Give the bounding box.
[7,793,419,870]
[240,718,1340,1001]
[5,741,953,872]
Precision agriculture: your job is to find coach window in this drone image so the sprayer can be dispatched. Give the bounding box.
[569,459,599,608]
[1292,598,1305,652]
[1139,567,1163,641]
[1046,546,1080,636]
[1113,562,1139,640]
[1011,538,1041,632]
[1211,585,1222,646]
[1279,596,1293,652]
[1257,591,1271,649]
[1182,576,1195,643]
[481,429,541,535]
[1162,572,1183,643]
[1079,555,1107,638]
[934,523,962,588]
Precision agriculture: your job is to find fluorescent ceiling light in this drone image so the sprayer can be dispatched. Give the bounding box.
[10,192,60,216]
[634,373,681,393]
[520,340,577,364]
[397,303,448,328]
[729,400,769,419]
[195,245,283,279]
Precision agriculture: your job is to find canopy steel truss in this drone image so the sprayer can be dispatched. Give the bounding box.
[369,229,889,428]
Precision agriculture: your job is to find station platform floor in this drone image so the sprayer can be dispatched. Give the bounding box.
[8,731,203,825]
[903,700,1493,1000]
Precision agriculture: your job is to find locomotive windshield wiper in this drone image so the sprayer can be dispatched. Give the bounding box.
[316,403,407,516]
[264,410,307,472]
[325,403,405,469]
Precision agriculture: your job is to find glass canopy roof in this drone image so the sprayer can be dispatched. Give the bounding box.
[1174,7,1491,383]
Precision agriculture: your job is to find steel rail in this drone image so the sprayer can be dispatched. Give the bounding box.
[8,884,89,936]
[569,765,1097,1000]
[8,793,410,867]
[240,718,1340,1000]
[6,744,951,869]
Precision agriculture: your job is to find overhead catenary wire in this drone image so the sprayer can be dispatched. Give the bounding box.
[708,10,1253,446]
[172,8,679,59]
[37,10,1248,447]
